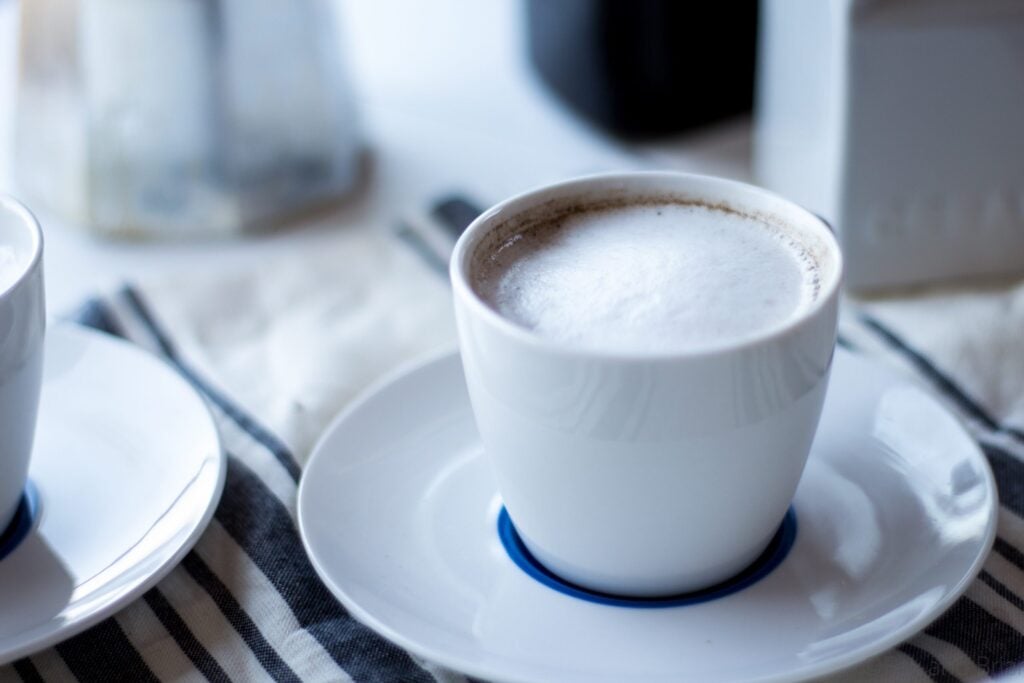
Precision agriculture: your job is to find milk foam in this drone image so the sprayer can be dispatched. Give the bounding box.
[474,203,820,352]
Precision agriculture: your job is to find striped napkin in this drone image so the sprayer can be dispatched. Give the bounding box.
[2,221,1023,681]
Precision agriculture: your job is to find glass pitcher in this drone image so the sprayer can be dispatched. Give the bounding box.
[15,0,362,238]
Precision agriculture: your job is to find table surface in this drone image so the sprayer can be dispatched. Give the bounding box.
[0,0,753,315]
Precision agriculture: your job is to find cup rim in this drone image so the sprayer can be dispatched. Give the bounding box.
[449,171,843,361]
[0,194,44,304]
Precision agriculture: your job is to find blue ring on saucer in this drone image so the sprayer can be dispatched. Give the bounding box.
[498,506,797,608]
[0,484,39,563]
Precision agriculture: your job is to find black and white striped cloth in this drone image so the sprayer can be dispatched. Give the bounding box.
[1,285,1022,682]
[0,286,468,683]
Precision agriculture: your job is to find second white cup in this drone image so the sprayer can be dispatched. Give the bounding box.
[0,196,45,533]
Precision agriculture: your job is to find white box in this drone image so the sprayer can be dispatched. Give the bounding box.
[755,0,1024,290]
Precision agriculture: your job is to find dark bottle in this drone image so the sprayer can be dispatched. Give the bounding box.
[526,0,759,138]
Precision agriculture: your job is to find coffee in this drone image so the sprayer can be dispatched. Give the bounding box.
[472,200,822,352]
[453,173,841,596]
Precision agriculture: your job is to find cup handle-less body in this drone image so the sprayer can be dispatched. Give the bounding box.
[455,292,837,596]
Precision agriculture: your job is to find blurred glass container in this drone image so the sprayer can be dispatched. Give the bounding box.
[15,0,361,238]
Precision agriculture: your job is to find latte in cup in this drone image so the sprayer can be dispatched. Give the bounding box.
[452,173,841,597]
[470,199,826,352]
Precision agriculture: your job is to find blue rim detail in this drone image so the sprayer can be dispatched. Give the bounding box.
[498,506,797,608]
[0,484,39,563]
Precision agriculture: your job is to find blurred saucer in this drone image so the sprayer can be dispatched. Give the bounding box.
[0,324,225,664]
[299,348,996,683]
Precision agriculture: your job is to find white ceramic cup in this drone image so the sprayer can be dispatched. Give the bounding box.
[0,196,45,533]
[451,172,842,597]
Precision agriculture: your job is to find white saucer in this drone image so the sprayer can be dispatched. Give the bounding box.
[298,348,997,683]
[0,324,225,663]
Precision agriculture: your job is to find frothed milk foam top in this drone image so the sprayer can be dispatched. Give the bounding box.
[471,200,822,353]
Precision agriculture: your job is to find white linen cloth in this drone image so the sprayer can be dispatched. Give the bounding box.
[135,227,458,462]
